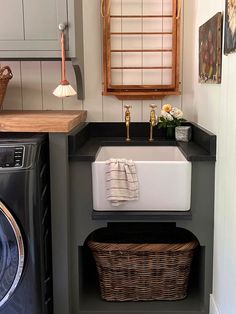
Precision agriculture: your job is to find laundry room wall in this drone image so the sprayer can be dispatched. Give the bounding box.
[1,0,196,122]
[181,0,236,314]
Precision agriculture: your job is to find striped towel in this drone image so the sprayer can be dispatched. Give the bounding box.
[106,158,139,207]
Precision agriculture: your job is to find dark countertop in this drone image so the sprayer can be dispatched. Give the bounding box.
[68,122,216,162]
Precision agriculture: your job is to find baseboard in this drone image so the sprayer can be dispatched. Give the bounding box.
[210,294,220,314]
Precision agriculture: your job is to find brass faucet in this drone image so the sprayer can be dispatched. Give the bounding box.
[149,104,158,142]
[124,105,132,141]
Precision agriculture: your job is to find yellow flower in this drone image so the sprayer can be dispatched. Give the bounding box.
[162,104,172,113]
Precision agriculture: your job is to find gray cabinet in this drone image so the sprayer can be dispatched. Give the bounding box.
[0,0,84,98]
[0,1,25,41]
[0,0,82,59]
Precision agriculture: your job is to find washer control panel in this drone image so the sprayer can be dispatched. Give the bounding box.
[0,146,25,168]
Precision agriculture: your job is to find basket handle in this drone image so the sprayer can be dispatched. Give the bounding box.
[0,66,13,80]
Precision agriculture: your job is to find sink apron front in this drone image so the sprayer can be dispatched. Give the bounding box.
[92,146,192,211]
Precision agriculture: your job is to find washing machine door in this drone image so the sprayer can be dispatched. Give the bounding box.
[0,201,24,308]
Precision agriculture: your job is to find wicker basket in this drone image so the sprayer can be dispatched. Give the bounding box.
[0,66,13,108]
[88,228,199,301]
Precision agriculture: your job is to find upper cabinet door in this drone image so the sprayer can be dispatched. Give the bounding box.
[0,0,68,57]
[24,0,66,41]
[0,2,24,40]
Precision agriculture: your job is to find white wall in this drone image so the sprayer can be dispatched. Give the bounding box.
[182,1,236,314]
[1,60,84,111]
[1,0,195,123]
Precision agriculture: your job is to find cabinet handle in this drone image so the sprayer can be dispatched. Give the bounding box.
[176,0,182,20]
[58,23,66,31]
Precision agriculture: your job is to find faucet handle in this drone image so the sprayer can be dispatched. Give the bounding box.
[124,105,132,110]
[149,104,157,110]
[149,104,158,127]
[149,105,158,141]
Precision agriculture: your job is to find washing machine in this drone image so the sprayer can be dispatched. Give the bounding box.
[0,133,53,314]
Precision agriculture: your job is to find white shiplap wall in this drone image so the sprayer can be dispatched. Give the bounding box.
[182,1,236,314]
[2,61,83,111]
[1,0,195,122]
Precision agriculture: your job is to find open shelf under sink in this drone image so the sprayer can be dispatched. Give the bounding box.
[92,210,192,221]
[78,245,206,314]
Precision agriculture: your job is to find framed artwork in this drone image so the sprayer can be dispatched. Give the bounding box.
[224,0,236,54]
[199,13,223,84]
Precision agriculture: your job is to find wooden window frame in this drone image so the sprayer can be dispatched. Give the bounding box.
[102,0,181,100]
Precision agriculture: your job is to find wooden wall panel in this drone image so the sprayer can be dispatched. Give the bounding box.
[82,0,103,121]
[62,61,83,110]
[103,96,123,122]
[21,61,43,110]
[164,95,182,108]
[181,0,195,119]
[41,61,63,110]
[2,61,23,110]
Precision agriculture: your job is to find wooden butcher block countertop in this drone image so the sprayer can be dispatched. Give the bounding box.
[0,110,87,133]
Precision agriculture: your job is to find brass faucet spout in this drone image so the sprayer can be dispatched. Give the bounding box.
[124,105,132,141]
[149,105,157,142]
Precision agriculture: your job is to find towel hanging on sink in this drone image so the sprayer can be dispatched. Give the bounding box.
[105,158,139,207]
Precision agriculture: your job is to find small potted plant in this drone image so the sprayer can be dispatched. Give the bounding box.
[158,104,186,139]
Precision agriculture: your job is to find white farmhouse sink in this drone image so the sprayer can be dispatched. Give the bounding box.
[92,146,191,211]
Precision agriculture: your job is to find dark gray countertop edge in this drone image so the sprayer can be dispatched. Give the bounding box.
[92,210,192,221]
[68,123,216,162]
[69,138,216,162]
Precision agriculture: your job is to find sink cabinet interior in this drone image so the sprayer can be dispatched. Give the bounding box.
[67,158,215,314]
